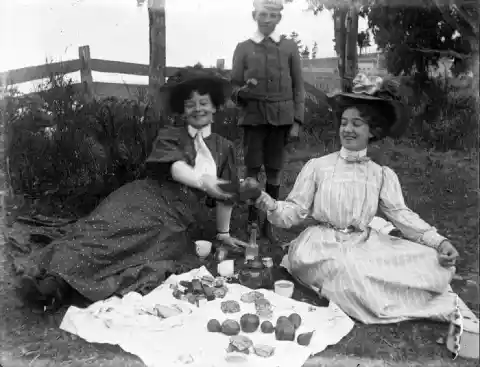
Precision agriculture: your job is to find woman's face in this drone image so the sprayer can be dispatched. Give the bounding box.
[184,91,216,128]
[339,107,373,151]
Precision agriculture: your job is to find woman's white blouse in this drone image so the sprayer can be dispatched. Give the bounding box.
[267,151,446,249]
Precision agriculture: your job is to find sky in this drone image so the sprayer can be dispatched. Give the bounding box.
[0,0,371,91]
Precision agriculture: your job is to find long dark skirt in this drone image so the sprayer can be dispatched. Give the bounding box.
[37,179,203,302]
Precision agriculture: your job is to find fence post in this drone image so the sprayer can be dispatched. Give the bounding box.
[78,45,94,101]
[148,0,166,114]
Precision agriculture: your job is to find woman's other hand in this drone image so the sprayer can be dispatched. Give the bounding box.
[255,191,277,212]
[437,240,459,268]
[200,175,233,200]
[216,233,246,249]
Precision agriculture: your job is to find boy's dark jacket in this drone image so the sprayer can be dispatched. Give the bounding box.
[230,36,305,127]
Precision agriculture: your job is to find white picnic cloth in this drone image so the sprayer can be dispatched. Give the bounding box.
[60,267,355,367]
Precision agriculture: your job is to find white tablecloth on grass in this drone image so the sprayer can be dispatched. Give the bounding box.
[60,267,355,367]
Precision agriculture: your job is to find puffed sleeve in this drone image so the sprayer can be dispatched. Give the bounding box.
[145,127,189,180]
[266,158,317,228]
[379,166,447,249]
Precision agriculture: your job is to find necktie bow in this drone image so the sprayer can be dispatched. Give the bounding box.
[341,155,371,164]
[193,132,217,177]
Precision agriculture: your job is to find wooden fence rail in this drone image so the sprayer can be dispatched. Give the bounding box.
[0,44,341,102]
[0,45,227,98]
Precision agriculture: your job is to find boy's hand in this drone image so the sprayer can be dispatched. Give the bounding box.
[288,122,301,145]
[289,122,301,138]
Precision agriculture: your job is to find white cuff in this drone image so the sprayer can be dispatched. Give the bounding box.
[421,229,447,250]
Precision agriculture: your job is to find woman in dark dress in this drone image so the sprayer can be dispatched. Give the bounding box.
[19,68,242,311]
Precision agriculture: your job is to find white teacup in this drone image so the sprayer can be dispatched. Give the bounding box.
[217,260,234,277]
[195,240,212,260]
[274,280,295,298]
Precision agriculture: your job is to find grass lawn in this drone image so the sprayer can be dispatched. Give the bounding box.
[1,140,478,367]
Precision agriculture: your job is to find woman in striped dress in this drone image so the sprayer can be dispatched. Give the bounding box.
[255,74,460,324]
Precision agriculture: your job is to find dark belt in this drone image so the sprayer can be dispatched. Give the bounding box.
[319,222,363,234]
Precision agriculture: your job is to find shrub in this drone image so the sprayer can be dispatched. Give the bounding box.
[4,78,164,218]
[400,76,478,151]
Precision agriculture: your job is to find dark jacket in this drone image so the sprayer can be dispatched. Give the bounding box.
[231,36,305,127]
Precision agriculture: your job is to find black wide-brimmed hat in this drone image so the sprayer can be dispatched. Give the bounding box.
[161,66,230,92]
[327,73,409,139]
[159,66,231,114]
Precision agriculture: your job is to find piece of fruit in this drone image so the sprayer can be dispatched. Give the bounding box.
[221,319,241,336]
[253,344,275,358]
[240,313,260,333]
[297,331,315,346]
[207,319,222,332]
[276,316,290,326]
[221,300,240,313]
[260,321,275,333]
[275,320,296,341]
[288,313,302,330]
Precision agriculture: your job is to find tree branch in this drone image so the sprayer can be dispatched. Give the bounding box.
[410,47,472,59]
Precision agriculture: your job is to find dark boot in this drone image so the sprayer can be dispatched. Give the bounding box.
[262,184,280,243]
[17,274,71,313]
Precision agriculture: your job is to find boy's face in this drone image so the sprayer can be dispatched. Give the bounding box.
[252,9,282,36]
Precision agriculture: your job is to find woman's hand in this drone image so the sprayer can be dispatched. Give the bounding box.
[437,240,459,268]
[255,191,277,212]
[200,175,233,200]
[216,233,246,250]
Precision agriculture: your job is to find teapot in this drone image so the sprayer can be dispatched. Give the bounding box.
[238,258,266,290]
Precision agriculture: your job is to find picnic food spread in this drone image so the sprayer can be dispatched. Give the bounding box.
[207,294,316,354]
[179,250,327,363]
[171,276,228,305]
[60,266,357,367]
[58,238,357,367]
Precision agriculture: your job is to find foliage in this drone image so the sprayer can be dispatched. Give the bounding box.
[301,46,310,59]
[311,41,318,58]
[301,0,478,78]
[3,77,163,218]
[402,77,478,151]
[357,30,371,55]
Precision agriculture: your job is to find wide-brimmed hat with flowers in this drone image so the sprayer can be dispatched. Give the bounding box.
[328,73,409,140]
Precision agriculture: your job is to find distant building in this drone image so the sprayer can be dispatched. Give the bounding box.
[301,52,387,92]
[302,52,387,75]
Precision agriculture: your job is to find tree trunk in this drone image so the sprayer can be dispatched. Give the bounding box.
[344,4,359,92]
[333,8,347,92]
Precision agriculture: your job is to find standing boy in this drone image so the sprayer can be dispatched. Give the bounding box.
[231,0,305,242]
